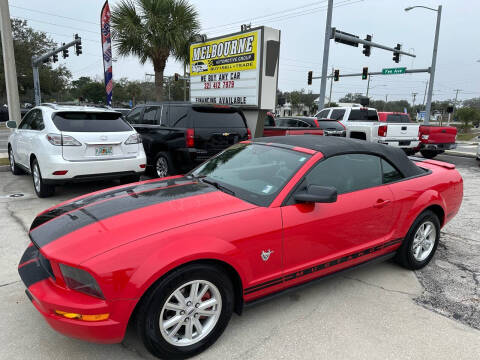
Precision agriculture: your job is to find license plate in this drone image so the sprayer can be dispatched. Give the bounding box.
[95,146,113,156]
[399,141,411,146]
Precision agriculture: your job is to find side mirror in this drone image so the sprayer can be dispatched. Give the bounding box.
[294,185,338,203]
[6,120,17,129]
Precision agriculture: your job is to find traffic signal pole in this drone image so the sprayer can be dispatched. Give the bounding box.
[318,0,333,111]
[0,0,21,125]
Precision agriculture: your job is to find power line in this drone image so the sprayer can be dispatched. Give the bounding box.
[10,14,99,35]
[10,4,100,26]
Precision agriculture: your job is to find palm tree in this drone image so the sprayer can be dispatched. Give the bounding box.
[111,0,200,101]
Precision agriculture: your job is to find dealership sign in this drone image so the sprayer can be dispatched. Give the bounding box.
[190,27,279,109]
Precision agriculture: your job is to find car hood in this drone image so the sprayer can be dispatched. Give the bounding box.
[29,177,256,264]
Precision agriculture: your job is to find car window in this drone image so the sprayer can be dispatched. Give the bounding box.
[170,106,190,128]
[158,105,169,126]
[264,115,275,126]
[316,109,330,118]
[19,110,35,129]
[330,109,345,120]
[306,154,382,194]
[386,114,411,123]
[126,107,143,124]
[52,112,133,132]
[382,159,403,184]
[276,118,297,127]
[192,107,245,128]
[348,109,378,121]
[297,120,311,127]
[142,106,159,125]
[29,110,45,131]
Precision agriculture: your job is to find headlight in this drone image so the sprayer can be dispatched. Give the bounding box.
[125,133,142,144]
[59,264,104,299]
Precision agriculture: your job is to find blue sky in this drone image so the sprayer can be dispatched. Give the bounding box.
[8,0,480,103]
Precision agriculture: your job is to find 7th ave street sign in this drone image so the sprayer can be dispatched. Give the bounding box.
[382,67,406,75]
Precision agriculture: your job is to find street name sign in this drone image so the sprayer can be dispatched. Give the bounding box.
[382,67,406,75]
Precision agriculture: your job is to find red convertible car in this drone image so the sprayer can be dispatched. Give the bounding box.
[19,136,463,359]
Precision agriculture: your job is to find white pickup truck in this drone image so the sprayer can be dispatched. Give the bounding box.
[316,106,420,153]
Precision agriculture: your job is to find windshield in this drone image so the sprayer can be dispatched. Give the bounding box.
[190,143,311,206]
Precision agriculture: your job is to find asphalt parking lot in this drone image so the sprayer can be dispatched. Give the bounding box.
[0,154,479,360]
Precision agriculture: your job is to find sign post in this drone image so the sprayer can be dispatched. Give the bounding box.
[190,26,280,137]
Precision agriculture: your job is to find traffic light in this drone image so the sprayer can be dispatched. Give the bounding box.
[174,73,180,81]
[362,34,372,56]
[52,53,58,63]
[362,67,368,80]
[393,43,401,63]
[75,34,82,56]
[307,71,312,85]
[62,43,69,59]
[334,69,339,81]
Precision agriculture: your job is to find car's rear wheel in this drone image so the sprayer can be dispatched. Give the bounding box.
[153,152,175,178]
[31,159,55,198]
[420,150,440,159]
[8,147,23,175]
[137,264,234,359]
[395,210,440,270]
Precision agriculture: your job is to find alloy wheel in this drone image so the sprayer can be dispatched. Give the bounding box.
[159,280,222,347]
[32,163,41,193]
[156,156,168,178]
[9,149,15,172]
[412,221,436,261]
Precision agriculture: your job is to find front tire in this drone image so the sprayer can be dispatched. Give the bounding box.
[31,158,55,198]
[136,264,234,359]
[8,147,23,175]
[395,210,440,270]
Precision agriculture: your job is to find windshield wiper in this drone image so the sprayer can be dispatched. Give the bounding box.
[201,178,236,196]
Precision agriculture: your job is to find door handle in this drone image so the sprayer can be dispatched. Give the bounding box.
[374,199,391,208]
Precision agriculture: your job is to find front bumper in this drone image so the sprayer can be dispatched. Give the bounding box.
[18,245,135,344]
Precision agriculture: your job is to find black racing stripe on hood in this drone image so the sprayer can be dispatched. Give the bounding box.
[30,182,216,248]
[30,177,191,231]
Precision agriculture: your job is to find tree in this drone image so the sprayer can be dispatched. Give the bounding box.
[463,97,480,110]
[457,107,480,131]
[0,19,71,103]
[70,77,104,103]
[111,0,200,102]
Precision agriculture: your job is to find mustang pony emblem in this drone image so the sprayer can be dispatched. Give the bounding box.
[261,249,274,261]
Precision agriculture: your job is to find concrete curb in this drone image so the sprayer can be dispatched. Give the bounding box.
[0,165,10,172]
[445,150,477,159]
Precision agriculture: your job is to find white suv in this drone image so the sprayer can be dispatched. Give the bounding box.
[7,104,146,197]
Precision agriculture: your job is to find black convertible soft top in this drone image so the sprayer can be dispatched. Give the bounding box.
[253,135,424,178]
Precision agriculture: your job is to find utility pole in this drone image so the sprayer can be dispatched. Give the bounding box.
[328,67,334,105]
[424,5,442,125]
[183,63,187,101]
[366,75,372,98]
[412,92,417,109]
[0,0,21,125]
[422,80,428,106]
[318,0,333,111]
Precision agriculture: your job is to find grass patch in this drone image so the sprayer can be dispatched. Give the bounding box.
[457,133,479,142]
[0,158,9,166]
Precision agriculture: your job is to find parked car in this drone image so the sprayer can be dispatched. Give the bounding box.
[19,136,462,359]
[414,125,457,159]
[263,115,345,137]
[125,102,250,178]
[316,107,420,152]
[477,137,480,162]
[7,104,146,197]
[377,112,421,154]
[113,108,132,117]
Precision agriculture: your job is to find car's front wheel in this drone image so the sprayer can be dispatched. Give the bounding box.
[31,158,55,198]
[137,264,234,359]
[395,210,440,270]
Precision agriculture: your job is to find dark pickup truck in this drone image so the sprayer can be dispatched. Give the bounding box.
[126,102,250,177]
[263,115,345,137]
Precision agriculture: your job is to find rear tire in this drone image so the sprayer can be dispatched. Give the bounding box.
[420,150,440,159]
[403,148,416,156]
[8,147,23,175]
[136,264,234,359]
[31,158,55,198]
[152,152,175,178]
[395,210,440,270]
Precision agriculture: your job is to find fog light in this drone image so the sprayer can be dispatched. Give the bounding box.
[55,310,109,322]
